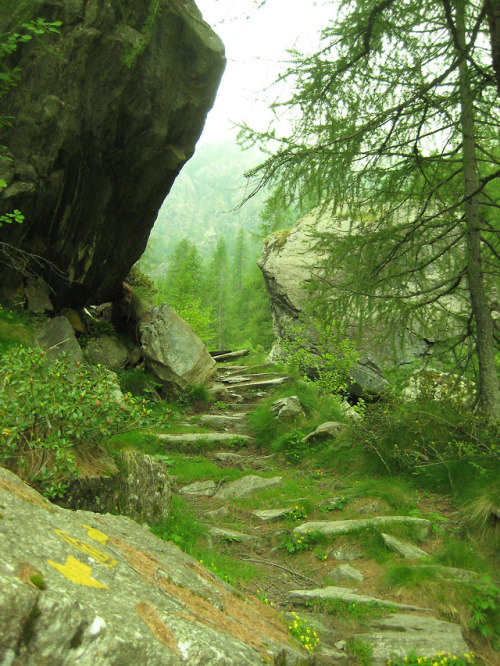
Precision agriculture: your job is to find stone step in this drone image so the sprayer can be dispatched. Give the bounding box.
[208,527,259,545]
[218,363,274,378]
[288,586,430,612]
[251,507,295,522]
[227,377,291,391]
[157,432,252,446]
[381,533,428,559]
[212,349,250,362]
[294,516,432,541]
[220,372,286,384]
[179,474,283,499]
[197,414,247,430]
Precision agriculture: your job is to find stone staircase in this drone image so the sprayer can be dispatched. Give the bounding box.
[154,362,474,665]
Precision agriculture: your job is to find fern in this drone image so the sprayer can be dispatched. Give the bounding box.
[124,0,161,68]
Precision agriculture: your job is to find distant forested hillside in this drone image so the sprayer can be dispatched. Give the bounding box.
[140,140,268,278]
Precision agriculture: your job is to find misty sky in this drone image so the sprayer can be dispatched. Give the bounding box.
[196,0,332,143]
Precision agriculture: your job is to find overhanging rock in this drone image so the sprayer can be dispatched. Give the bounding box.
[0,0,226,308]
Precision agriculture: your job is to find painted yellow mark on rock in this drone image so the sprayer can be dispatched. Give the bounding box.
[53,529,117,568]
[81,524,109,545]
[47,555,108,589]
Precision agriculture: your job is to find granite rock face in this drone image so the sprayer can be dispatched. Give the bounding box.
[258,208,435,397]
[0,467,310,665]
[0,0,225,308]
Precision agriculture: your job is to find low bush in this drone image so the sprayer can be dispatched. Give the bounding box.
[0,346,159,498]
[343,395,499,498]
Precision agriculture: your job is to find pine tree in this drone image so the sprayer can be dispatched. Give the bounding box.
[208,237,229,350]
[241,0,500,420]
[156,238,212,341]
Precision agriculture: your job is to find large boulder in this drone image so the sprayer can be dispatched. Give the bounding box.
[258,208,448,397]
[139,304,217,392]
[0,467,310,665]
[0,0,225,308]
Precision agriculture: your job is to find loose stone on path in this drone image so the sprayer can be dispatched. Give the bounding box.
[381,533,428,559]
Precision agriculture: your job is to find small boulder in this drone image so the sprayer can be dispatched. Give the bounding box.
[24,277,54,313]
[60,308,85,334]
[330,544,364,561]
[326,564,364,583]
[271,396,305,419]
[85,334,129,371]
[139,304,217,392]
[303,422,343,443]
[35,316,84,364]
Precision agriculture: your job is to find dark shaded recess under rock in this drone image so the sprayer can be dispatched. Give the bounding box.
[0,0,225,309]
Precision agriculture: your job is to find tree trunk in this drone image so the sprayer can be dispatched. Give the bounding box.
[456,0,500,421]
[486,0,500,97]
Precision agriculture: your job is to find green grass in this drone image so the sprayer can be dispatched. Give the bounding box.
[151,496,261,586]
[352,478,417,513]
[432,538,486,573]
[384,563,441,588]
[166,455,246,484]
[247,378,346,451]
[0,302,36,352]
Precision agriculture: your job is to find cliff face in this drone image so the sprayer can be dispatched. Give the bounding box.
[0,0,225,307]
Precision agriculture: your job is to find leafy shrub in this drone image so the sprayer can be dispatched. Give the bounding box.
[468,576,500,648]
[0,346,155,497]
[345,395,499,496]
[280,318,358,395]
[117,367,162,398]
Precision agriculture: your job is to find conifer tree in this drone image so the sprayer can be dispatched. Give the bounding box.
[241,0,500,420]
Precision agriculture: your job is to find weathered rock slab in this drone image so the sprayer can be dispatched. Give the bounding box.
[158,432,251,446]
[357,614,469,664]
[294,516,432,540]
[140,305,216,392]
[208,527,258,545]
[382,533,428,560]
[288,587,428,611]
[0,467,310,665]
[252,508,294,522]
[179,480,217,497]
[215,475,284,499]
